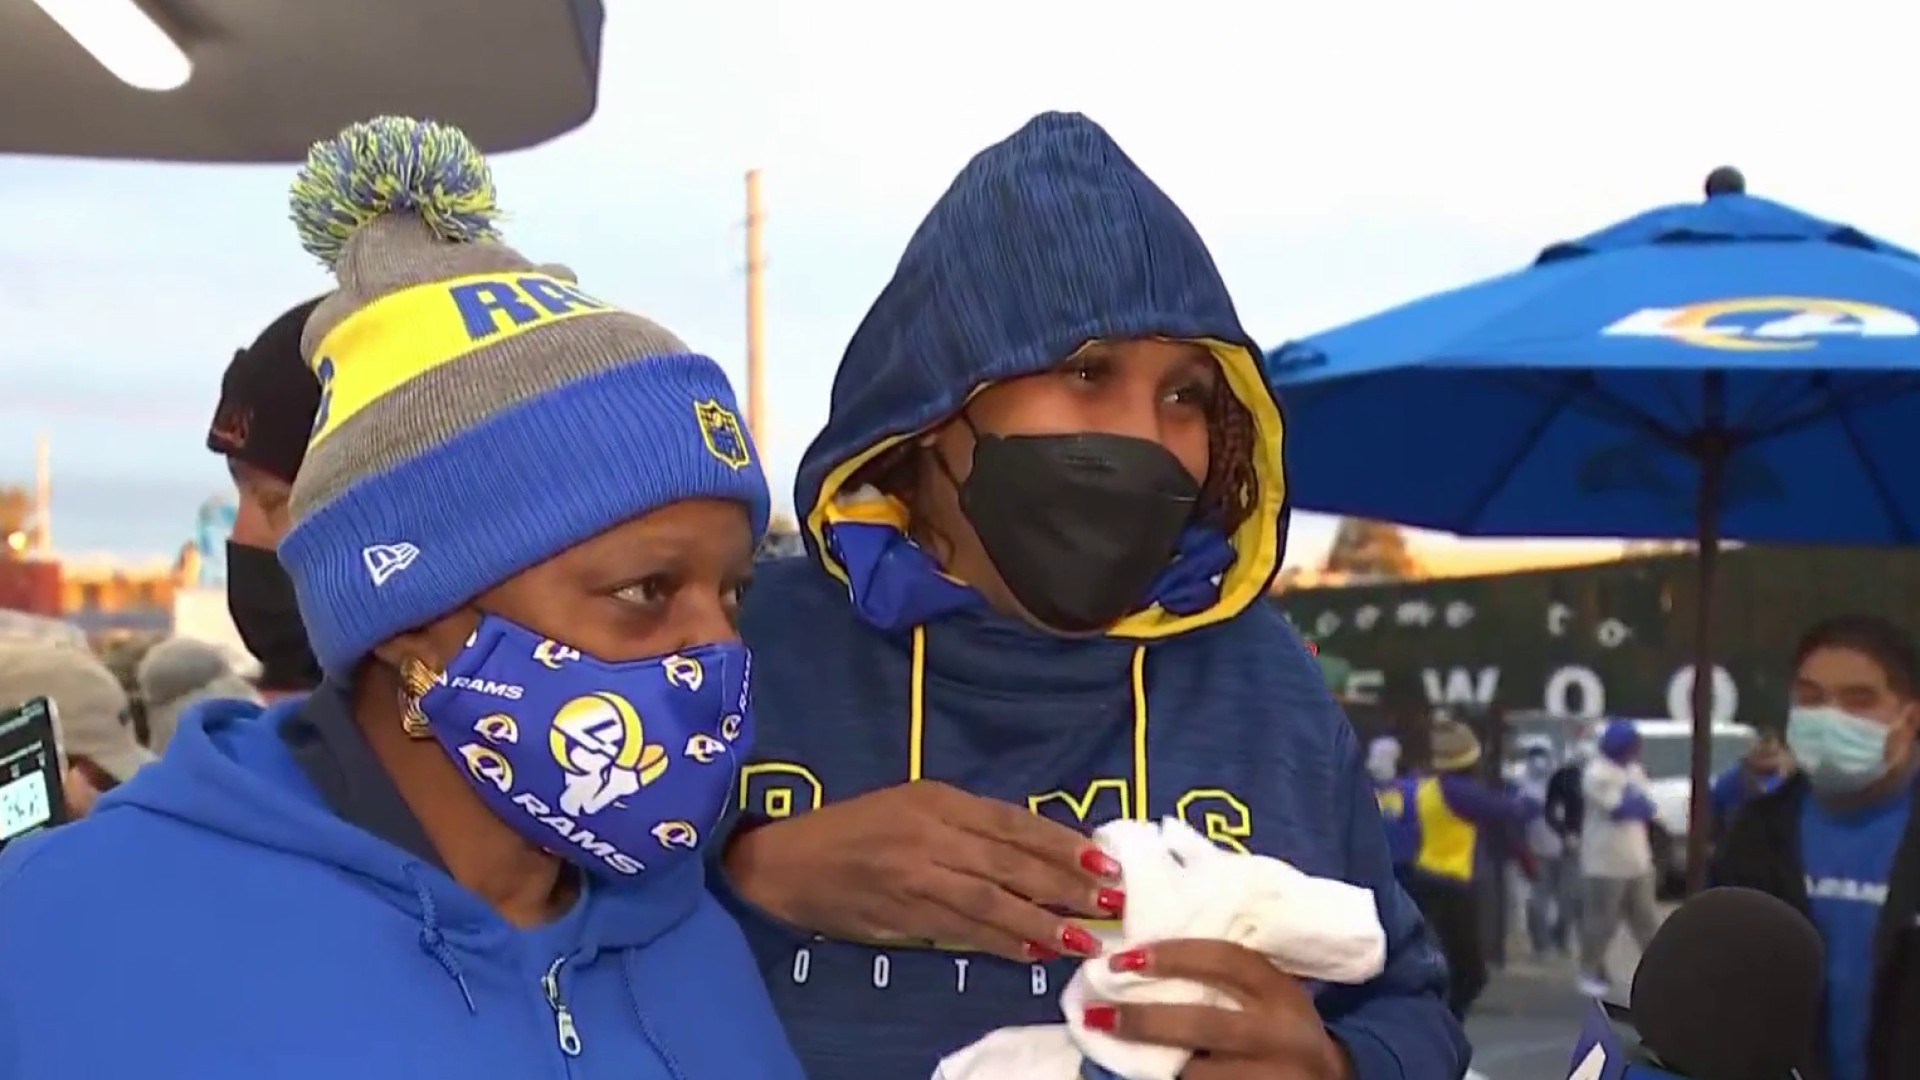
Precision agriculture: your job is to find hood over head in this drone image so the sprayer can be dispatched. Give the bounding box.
[798,112,1287,640]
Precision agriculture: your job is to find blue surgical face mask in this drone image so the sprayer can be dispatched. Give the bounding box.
[416,614,752,878]
[1786,705,1890,795]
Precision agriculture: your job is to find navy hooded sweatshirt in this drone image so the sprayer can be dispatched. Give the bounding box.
[722,113,1466,1080]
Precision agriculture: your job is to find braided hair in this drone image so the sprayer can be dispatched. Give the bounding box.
[1201,379,1259,533]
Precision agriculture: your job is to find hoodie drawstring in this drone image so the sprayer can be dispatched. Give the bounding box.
[906,625,1152,818]
[405,863,476,1014]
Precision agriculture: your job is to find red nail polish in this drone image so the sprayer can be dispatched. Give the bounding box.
[1096,887,1126,916]
[1060,924,1101,957]
[1109,947,1149,973]
[1022,940,1060,961]
[1082,1004,1119,1033]
[1080,847,1121,879]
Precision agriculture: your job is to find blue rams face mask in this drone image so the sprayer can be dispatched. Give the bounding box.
[415,614,752,878]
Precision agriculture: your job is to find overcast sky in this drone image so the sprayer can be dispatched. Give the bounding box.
[4,0,1913,565]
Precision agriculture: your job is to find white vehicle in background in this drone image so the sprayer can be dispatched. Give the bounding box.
[1633,718,1756,838]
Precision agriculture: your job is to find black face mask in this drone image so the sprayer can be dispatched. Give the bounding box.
[225,541,322,692]
[954,431,1200,635]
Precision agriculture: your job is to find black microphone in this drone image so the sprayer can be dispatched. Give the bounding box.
[1626,886,1825,1079]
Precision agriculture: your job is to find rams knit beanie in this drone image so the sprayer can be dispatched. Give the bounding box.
[279,117,768,678]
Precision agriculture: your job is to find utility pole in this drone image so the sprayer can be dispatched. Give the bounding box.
[33,434,51,555]
[744,169,768,453]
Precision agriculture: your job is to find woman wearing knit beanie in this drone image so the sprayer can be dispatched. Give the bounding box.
[0,118,802,1080]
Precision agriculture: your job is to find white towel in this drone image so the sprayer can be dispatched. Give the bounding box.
[933,817,1387,1080]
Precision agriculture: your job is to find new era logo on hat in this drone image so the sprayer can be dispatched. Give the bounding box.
[362,543,420,586]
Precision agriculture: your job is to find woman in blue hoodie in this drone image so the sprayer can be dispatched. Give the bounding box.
[0,118,802,1080]
[717,113,1466,1080]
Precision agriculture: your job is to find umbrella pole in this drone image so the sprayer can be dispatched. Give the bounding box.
[1685,375,1727,895]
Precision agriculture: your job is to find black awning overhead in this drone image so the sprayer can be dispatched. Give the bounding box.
[0,0,605,162]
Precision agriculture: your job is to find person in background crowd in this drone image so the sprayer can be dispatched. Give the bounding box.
[1543,731,1589,944]
[1714,615,1920,1080]
[0,641,154,818]
[96,634,159,744]
[718,112,1465,1080]
[1576,719,1662,997]
[1367,734,1402,784]
[135,637,261,754]
[1402,718,1533,1021]
[0,117,802,1079]
[206,293,326,697]
[1370,735,1420,879]
[1514,738,1572,957]
[1709,728,1792,837]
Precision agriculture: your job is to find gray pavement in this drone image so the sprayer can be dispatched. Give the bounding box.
[1463,907,1660,1080]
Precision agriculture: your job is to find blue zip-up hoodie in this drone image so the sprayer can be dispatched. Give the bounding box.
[722,112,1466,1080]
[0,698,801,1080]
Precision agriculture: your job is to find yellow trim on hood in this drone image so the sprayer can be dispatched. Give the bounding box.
[805,337,1285,638]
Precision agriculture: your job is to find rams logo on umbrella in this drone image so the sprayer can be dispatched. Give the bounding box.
[1603,297,1919,352]
[549,692,669,817]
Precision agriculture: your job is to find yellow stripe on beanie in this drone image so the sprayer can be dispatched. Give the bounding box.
[308,271,620,447]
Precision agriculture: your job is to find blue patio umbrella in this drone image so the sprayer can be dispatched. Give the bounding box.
[1269,168,1920,890]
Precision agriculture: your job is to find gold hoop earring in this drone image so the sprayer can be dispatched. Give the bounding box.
[398,657,439,740]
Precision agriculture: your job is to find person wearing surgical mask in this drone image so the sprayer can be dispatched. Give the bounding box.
[1714,615,1920,1080]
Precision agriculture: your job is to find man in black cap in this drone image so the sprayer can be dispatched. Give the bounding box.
[205,298,323,696]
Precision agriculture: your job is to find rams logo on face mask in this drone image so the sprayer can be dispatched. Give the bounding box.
[720,713,743,742]
[460,744,514,793]
[652,820,699,850]
[475,713,520,744]
[662,655,705,692]
[684,732,728,763]
[549,692,669,817]
[533,640,582,669]
[695,399,752,470]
